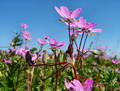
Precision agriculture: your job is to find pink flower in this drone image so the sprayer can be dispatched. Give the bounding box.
[23,34,32,41]
[93,67,98,71]
[97,45,108,50]
[55,6,82,19]
[94,55,99,58]
[93,62,97,65]
[38,39,47,45]
[25,45,30,48]
[115,68,120,73]
[21,24,28,29]
[22,30,30,35]
[4,59,12,64]
[103,55,109,60]
[31,53,37,61]
[64,79,93,91]
[74,17,103,32]
[16,48,28,59]
[112,59,120,64]
[49,39,65,47]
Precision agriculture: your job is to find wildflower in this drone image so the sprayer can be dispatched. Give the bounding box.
[97,45,108,50]
[115,68,120,73]
[23,34,32,41]
[103,55,109,60]
[93,62,97,65]
[25,45,30,48]
[22,30,30,35]
[38,39,47,45]
[55,6,82,19]
[94,55,99,58]
[4,59,12,64]
[112,59,120,64]
[93,67,98,71]
[74,17,103,33]
[16,48,28,59]
[49,39,65,47]
[64,79,93,91]
[21,24,28,29]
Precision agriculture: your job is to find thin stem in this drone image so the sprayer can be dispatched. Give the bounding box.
[82,33,88,54]
[78,31,85,52]
[54,50,58,91]
[70,64,77,79]
[68,22,71,44]
[74,40,79,52]
[41,63,69,81]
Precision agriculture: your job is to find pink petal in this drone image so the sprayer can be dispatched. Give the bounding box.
[87,23,97,29]
[60,6,70,18]
[22,30,30,35]
[91,29,103,32]
[51,39,57,44]
[55,6,64,17]
[21,24,28,29]
[83,79,93,91]
[49,43,57,47]
[4,59,12,64]
[74,21,84,28]
[38,39,46,45]
[74,17,86,28]
[72,79,84,91]
[56,41,65,47]
[70,8,82,18]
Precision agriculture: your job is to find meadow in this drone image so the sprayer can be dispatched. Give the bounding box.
[0,6,120,91]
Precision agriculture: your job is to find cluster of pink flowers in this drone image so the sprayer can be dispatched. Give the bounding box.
[55,6,103,37]
[21,24,32,41]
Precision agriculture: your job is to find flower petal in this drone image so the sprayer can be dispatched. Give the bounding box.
[51,39,57,44]
[91,29,103,32]
[55,6,64,17]
[71,8,82,18]
[60,6,70,18]
[72,79,84,91]
[83,79,93,91]
[56,41,65,47]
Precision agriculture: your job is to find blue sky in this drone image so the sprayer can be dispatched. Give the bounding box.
[0,0,120,54]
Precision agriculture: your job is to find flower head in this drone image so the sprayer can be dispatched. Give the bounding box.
[64,79,93,91]
[4,59,12,64]
[21,24,28,29]
[38,39,47,45]
[112,59,120,64]
[49,39,65,48]
[115,68,120,73]
[22,30,30,35]
[74,17,103,33]
[23,34,32,41]
[55,6,82,19]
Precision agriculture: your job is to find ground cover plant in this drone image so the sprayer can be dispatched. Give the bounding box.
[0,6,120,91]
